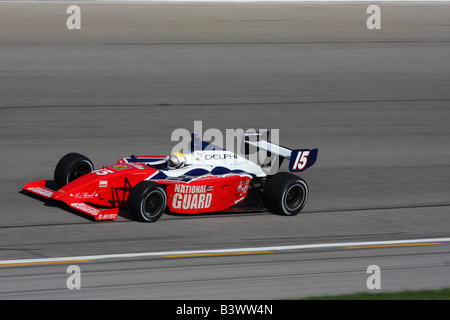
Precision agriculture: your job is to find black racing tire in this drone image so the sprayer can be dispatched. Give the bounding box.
[128,181,167,223]
[264,172,309,216]
[54,153,94,189]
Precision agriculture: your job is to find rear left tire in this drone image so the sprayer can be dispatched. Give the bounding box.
[264,172,309,216]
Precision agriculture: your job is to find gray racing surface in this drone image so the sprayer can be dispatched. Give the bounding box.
[1,2,450,299]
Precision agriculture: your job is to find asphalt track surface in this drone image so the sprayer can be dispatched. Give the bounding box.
[1,2,450,300]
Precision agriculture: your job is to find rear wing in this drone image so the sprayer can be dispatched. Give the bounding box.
[242,130,318,172]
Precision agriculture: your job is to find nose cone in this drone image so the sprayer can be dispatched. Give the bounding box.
[51,188,67,200]
[50,171,97,201]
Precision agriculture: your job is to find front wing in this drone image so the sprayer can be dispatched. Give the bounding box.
[23,180,118,221]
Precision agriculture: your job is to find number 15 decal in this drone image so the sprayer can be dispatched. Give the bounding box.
[289,149,318,172]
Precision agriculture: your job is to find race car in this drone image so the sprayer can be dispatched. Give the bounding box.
[23,132,318,222]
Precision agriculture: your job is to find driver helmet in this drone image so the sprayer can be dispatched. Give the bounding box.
[168,152,186,169]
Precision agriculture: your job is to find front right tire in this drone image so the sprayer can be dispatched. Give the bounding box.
[54,153,94,189]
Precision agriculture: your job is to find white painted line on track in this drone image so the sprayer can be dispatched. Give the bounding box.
[1,237,449,266]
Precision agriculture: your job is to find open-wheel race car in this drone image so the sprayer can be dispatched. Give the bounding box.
[23,132,318,222]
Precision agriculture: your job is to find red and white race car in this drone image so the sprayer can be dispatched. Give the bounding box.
[23,132,318,222]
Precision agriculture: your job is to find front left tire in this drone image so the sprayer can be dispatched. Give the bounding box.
[128,181,167,222]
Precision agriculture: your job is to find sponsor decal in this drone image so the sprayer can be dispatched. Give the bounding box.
[99,180,108,188]
[152,179,180,184]
[172,183,213,210]
[172,193,212,210]
[237,179,250,195]
[128,163,146,170]
[70,203,100,216]
[111,165,131,170]
[191,175,221,181]
[69,191,98,200]
[204,153,238,161]
[174,184,212,194]
[27,187,53,198]
[97,213,118,220]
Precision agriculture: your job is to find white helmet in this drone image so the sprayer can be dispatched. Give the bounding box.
[168,152,186,169]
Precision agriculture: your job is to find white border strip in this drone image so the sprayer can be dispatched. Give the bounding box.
[1,237,449,266]
[2,1,450,2]
[93,0,450,2]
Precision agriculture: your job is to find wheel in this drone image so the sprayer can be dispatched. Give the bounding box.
[128,181,167,222]
[264,172,309,216]
[54,153,94,189]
